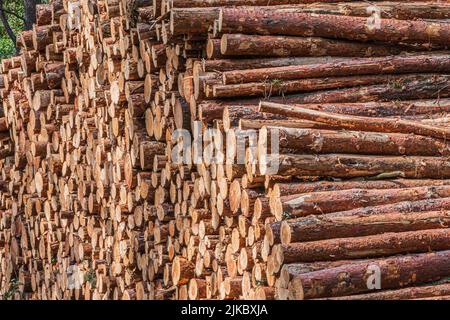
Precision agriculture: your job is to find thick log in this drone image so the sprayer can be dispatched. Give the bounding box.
[223,53,450,84]
[213,74,430,98]
[259,153,450,179]
[288,250,450,299]
[242,2,450,20]
[170,8,219,34]
[276,210,450,244]
[271,185,450,219]
[202,57,348,73]
[271,179,450,198]
[172,256,195,286]
[259,126,450,157]
[218,7,450,46]
[276,228,450,262]
[220,34,404,58]
[167,0,392,8]
[33,24,59,51]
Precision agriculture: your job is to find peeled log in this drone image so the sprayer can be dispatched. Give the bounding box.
[220,34,404,58]
[218,7,450,46]
[259,100,450,140]
[288,250,450,299]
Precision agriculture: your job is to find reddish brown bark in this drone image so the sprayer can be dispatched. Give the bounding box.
[274,210,450,244]
[220,34,404,58]
[278,229,450,263]
[259,99,450,140]
[260,126,450,156]
[213,74,430,98]
[219,7,450,46]
[260,153,450,179]
[272,185,450,219]
[288,250,450,299]
[223,53,450,84]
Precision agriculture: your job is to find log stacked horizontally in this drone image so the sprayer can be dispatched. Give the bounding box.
[0,0,450,300]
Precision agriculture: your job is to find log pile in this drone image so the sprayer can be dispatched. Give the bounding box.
[0,0,450,300]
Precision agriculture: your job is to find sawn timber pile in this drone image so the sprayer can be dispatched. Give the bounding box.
[0,0,450,300]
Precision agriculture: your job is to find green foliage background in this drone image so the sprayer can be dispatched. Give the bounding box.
[0,0,25,59]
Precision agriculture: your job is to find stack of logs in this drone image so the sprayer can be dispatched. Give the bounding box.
[1,0,450,300]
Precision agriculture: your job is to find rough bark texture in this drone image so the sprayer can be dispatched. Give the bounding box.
[220,34,404,58]
[223,53,450,84]
[219,7,450,46]
[260,100,450,140]
[261,126,450,156]
[276,210,450,244]
[288,250,450,299]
